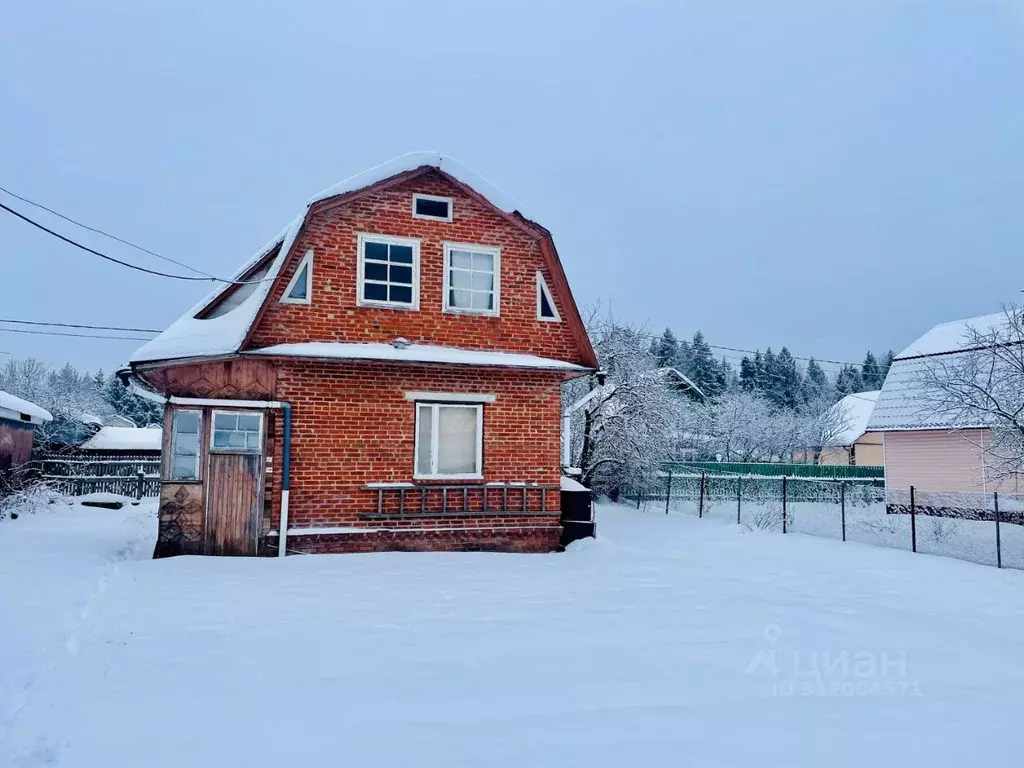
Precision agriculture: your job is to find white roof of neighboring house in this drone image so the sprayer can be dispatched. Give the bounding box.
[0,390,53,425]
[868,311,1013,432]
[130,153,536,366]
[831,391,880,445]
[80,426,162,452]
[243,342,587,371]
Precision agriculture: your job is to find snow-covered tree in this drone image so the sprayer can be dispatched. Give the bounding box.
[835,364,864,397]
[653,328,679,368]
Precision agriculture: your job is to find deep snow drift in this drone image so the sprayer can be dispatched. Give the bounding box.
[2,500,1023,766]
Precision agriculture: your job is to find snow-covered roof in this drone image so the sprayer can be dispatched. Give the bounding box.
[243,342,587,371]
[830,391,880,445]
[0,390,52,424]
[80,426,162,452]
[560,476,589,492]
[130,153,540,366]
[868,311,1016,432]
[896,312,1008,359]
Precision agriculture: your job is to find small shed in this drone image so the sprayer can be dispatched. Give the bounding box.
[80,426,163,459]
[818,391,883,466]
[0,390,53,475]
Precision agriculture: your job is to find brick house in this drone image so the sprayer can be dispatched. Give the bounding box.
[124,154,597,557]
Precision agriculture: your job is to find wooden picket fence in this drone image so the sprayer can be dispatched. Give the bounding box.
[36,455,161,499]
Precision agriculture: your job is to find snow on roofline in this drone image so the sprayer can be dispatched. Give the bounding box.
[130,153,538,366]
[80,426,162,452]
[242,342,589,372]
[830,390,880,445]
[896,311,1011,360]
[0,390,53,423]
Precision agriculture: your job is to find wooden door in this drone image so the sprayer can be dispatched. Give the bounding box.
[206,453,262,555]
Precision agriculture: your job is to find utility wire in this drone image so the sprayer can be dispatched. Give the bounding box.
[0,201,216,281]
[0,183,217,279]
[0,194,281,285]
[0,327,153,341]
[0,318,160,334]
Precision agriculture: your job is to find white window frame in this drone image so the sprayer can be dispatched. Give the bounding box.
[412,193,453,223]
[536,271,561,322]
[357,233,421,310]
[209,410,264,454]
[280,249,314,305]
[413,402,484,480]
[442,242,501,317]
[168,409,202,481]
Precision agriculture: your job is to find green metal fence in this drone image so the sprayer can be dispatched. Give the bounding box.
[664,461,885,481]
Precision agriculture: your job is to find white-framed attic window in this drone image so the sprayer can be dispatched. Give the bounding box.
[536,272,561,322]
[280,250,313,305]
[414,402,483,480]
[412,193,453,222]
[357,233,420,310]
[443,242,500,317]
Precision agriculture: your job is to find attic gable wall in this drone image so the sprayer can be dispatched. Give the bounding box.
[246,172,587,365]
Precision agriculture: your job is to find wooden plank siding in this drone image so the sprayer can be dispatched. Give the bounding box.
[207,453,262,555]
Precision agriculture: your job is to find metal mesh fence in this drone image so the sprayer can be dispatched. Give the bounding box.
[627,470,1021,571]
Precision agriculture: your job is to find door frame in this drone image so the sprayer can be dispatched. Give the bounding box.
[203,409,267,555]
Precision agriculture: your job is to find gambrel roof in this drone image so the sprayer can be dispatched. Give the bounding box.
[130,152,597,369]
[867,312,1011,432]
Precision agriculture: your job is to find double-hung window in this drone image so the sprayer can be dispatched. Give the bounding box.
[358,233,420,309]
[443,243,500,316]
[169,410,201,481]
[414,402,483,479]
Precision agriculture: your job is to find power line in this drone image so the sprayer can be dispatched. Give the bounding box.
[0,183,218,280]
[0,318,160,334]
[0,200,217,281]
[0,327,151,342]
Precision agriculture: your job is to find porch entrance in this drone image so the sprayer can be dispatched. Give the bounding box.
[205,411,265,556]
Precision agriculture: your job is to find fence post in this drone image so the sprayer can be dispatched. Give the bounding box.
[782,476,788,534]
[698,472,705,519]
[136,471,145,501]
[664,470,673,515]
[840,481,846,542]
[736,477,742,525]
[75,476,83,497]
[994,491,1002,569]
[910,485,917,553]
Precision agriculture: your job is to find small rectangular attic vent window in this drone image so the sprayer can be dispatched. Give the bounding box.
[413,194,453,222]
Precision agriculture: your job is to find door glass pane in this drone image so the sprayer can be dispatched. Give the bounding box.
[437,406,478,475]
[174,411,199,434]
[416,405,433,475]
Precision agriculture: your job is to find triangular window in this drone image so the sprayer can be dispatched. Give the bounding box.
[281,250,313,305]
[536,272,560,321]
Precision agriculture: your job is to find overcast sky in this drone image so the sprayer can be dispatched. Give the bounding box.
[2,0,1022,379]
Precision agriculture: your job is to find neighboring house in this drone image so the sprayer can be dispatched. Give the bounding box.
[657,367,707,402]
[80,426,162,458]
[0,390,52,476]
[124,153,597,557]
[867,313,1016,493]
[818,391,883,466]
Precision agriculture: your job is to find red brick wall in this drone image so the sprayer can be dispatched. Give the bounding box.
[247,171,585,365]
[267,359,566,537]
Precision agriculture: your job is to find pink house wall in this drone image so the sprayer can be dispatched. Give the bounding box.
[883,429,1020,493]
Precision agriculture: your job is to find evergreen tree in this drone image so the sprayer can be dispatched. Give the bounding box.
[654,328,679,368]
[861,351,881,390]
[880,350,895,383]
[801,357,831,403]
[835,365,864,397]
[763,347,801,409]
[687,331,723,398]
[92,369,106,391]
[739,356,758,392]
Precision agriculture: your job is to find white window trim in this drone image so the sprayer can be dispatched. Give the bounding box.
[357,233,421,311]
[280,249,313,305]
[442,242,501,317]
[536,271,561,322]
[209,410,264,454]
[168,409,202,482]
[412,193,453,222]
[413,402,484,480]
[404,391,496,403]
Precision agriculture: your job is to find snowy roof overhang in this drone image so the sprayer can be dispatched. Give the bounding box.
[80,426,163,452]
[242,342,590,372]
[829,390,880,444]
[0,390,53,425]
[130,152,597,369]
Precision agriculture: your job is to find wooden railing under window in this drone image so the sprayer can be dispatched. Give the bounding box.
[361,483,560,519]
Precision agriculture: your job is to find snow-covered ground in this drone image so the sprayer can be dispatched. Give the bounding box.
[3,499,1024,766]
